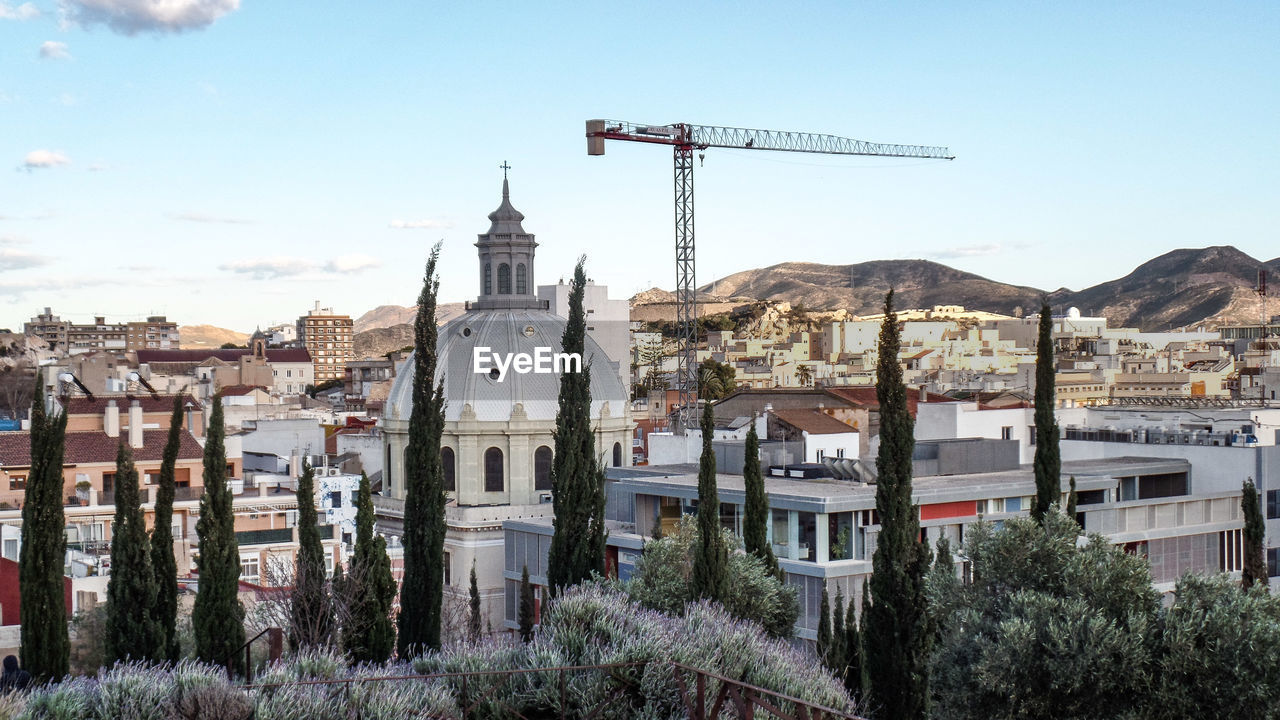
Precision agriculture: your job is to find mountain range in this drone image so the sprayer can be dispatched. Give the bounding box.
[682,246,1279,330]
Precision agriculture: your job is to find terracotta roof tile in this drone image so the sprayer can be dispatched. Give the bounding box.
[137,348,312,364]
[772,408,858,435]
[62,394,201,415]
[0,428,204,468]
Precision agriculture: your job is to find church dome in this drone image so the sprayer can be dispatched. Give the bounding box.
[385,308,627,423]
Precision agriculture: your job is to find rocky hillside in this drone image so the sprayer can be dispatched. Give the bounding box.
[354,303,465,333]
[1049,246,1279,330]
[633,247,1278,331]
[697,260,1045,318]
[353,324,414,360]
[180,325,249,349]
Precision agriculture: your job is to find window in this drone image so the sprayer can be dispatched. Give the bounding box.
[330,491,342,508]
[516,263,527,294]
[1269,547,1280,578]
[1028,426,1037,445]
[1220,529,1243,572]
[240,555,260,584]
[1001,426,1013,440]
[442,447,456,491]
[613,442,623,468]
[497,264,512,294]
[1267,490,1280,520]
[484,447,504,492]
[534,446,552,491]
[444,551,452,586]
[8,475,25,491]
[1004,496,1022,512]
[484,263,492,295]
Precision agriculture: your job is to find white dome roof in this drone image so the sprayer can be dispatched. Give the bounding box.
[386,308,627,423]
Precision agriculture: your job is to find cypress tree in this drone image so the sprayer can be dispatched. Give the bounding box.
[864,289,932,720]
[193,395,245,675]
[742,420,778,574]
[1243,479,1267,589]
[20,372,69,681]
[105,443,162,664]
[150,394,184,662]
[518,565,535,643]
[691,401,728,601]
[1066,476,1078,522]
[398,242,448,656]
[468,561,481,641]
[830,588,847,674]
[290,461,332,649]
[547,258,607,592]
[1032,301,1061,523]
[343,472,395,663]
[817,585,831,661]
[845,596,863,698]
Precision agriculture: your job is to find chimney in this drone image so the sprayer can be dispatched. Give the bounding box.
[104,400,120,438]
[919,385,928,403]
[128,400,144,449]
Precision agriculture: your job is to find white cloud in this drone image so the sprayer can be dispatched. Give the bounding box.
[389,218,453,230]
[0,247,50,271]
[0,2,39,20]
[324,254,381,273]
[59,0,239,35]
[39,41,70,60]
[22,149,71,170]
[86,162,108,172]
[927,244,1003,260]
[170,211,251,224]
[219,257,309,280]
[221,254,382,280]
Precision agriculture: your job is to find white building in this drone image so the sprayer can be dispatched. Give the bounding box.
[539,278,630,394]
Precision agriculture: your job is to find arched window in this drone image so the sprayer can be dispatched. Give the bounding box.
[484,262,492,295]
[442,446,456,491]
[484,447,504,492]
[497,264,512,294]
[534,446,553,491]
[516,263,528,295]
[612,442,623,468]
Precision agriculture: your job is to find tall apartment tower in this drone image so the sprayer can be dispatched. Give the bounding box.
[296,302,355,383]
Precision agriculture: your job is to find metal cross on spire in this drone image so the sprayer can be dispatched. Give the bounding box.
[500,160,511,180]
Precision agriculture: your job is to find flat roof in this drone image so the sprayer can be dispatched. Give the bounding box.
[606,457,1191,513]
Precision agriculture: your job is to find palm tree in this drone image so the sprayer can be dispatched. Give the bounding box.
[796,364,814,387]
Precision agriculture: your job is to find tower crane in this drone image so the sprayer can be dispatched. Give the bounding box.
[586,119,954,427]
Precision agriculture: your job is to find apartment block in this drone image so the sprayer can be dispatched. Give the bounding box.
[125,316,180,350]
[297,302,354,383]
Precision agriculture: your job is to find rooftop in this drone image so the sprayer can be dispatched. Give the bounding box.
[0,429,205,467]
[606,457,1190,512]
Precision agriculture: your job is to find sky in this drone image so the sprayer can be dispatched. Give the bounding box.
[2,1,1278,332]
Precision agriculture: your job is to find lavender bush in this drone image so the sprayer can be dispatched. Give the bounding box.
[14,583,849,719]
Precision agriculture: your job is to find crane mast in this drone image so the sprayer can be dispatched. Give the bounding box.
[587,119,953,429]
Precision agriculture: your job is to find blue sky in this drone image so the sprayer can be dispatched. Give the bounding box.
[2,1,1278,331]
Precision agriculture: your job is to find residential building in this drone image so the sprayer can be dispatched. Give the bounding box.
[125,316,180,350]
[297,302,354,384]
[505,454,1245,640]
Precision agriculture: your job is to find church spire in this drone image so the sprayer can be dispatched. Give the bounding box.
[473,165,541,310]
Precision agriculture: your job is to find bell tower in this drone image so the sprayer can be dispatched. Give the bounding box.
[472,163,543,310]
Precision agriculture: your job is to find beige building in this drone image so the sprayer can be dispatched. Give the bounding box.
[297,303,354,384]
[125,316,180,350]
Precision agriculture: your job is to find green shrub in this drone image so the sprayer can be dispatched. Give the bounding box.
[627,516,799,638]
